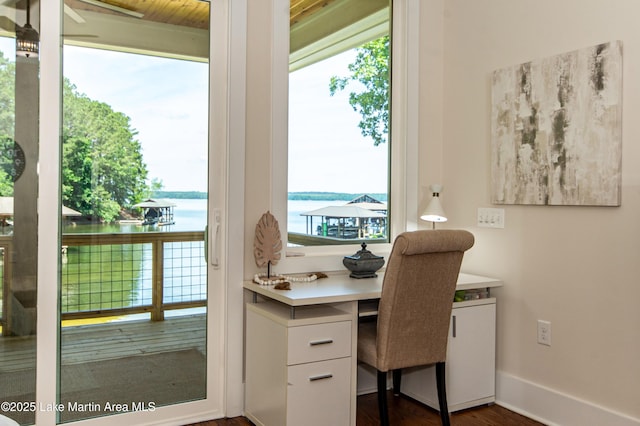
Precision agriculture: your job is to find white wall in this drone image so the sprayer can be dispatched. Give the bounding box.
[245,0,277,277]
[242,0,640,422]
[433,0,640,422]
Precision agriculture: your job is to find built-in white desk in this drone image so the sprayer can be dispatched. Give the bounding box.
[244,272,502,426]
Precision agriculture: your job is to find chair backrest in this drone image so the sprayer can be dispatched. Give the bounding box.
[375,229,475,372]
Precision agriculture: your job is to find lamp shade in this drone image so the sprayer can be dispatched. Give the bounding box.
[16,24,39,58]
[16,0,39,59]
[420,184,448,223]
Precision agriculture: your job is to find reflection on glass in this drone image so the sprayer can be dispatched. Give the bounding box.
[0,14,39,424]
[58,0,209,422]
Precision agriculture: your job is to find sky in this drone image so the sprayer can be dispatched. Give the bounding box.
[1,37,389,195]
[288,50,389,194]
[63,45,209,193]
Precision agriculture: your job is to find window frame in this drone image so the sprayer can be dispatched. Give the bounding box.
[271,0,420,273]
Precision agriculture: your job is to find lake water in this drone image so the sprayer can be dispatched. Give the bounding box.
[165,198,340,234]
[64,198,344,234]
[162,198,208,232]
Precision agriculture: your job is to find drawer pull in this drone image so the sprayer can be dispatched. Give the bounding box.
[309,373,333,382]
[309,339,333,346]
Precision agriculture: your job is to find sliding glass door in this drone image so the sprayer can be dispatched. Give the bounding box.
[57,0,210,422]
[0,1,237,424]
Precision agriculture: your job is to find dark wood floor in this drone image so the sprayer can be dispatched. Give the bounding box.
[188,391,544,425]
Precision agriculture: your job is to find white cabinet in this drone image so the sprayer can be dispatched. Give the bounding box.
[400,299,497,412]
[245,301,354,426]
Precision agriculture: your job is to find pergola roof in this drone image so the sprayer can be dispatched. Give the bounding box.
[301,205,385,219]
[133,199,177,209]
[344,194,387,212]
[0,197,81,217]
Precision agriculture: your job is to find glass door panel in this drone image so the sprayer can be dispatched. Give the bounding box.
[58,1,209,422]
[0,1,40,423]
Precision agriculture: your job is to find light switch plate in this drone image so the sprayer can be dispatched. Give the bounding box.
[477,208,505,228]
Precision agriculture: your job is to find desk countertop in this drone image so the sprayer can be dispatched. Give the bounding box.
[243,272,502,307]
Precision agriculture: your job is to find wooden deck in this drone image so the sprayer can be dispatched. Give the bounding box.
[0,314,206,372]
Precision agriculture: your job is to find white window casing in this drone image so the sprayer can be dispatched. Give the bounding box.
[271,0,420,274]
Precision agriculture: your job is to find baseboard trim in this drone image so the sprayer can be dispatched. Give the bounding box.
[496,371,640,426]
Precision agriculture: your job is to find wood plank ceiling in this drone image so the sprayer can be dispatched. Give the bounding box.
[63,0,338,30]
[290,0,338,27]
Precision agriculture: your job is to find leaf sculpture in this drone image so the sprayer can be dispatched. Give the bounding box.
[254,211,282,271]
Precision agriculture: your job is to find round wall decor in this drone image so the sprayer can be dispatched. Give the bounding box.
[0,138,26,182]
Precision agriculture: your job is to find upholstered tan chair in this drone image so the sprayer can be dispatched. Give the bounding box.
[358,229,475,426]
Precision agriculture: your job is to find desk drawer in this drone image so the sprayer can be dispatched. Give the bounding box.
[287,357,351,426]
[288,320,351,365]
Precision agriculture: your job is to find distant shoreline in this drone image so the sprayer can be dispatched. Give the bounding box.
[153,191,207,199]
[153,191,387,202]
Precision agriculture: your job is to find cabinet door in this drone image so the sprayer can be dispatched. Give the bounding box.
[446,302,496,407]
[400,300,496,411]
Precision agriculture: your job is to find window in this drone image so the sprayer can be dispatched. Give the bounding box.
[273,0,420,272]
[288,0,391,248]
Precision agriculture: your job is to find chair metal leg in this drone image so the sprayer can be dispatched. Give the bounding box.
[377,370,390,426]
[392,369,402,396]
[435,362,450,426]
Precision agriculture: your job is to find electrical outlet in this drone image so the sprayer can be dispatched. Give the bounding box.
[537,320,551,346]
[477,208,505,228]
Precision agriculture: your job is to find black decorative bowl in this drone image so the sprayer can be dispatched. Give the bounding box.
[343,243,385,279]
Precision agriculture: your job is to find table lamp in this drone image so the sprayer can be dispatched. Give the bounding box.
[420,184,448,229]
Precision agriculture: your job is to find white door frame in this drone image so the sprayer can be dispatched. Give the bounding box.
[36,1,246,424]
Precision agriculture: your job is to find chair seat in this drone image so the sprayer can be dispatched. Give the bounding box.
[357,320,378,369]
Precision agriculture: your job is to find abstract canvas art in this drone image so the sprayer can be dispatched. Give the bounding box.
[491,41,622,206]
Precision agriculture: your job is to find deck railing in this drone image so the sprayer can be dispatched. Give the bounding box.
[0,232,206,329]
[61,231,206,321]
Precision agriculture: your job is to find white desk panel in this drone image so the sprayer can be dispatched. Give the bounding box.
[244,272,502,306]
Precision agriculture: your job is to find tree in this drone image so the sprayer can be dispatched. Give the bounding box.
[329,35,390,147]
[62,80,149,222]
[146,177,164,198]
[0,47,151,222]
[0,137,18,195]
